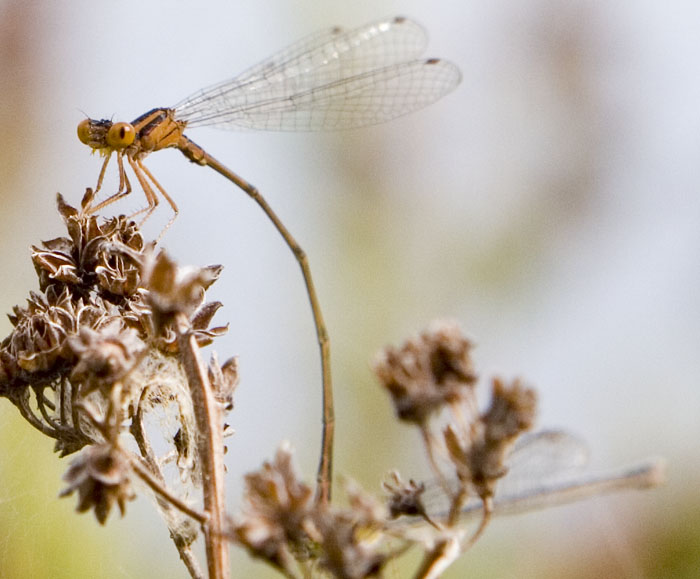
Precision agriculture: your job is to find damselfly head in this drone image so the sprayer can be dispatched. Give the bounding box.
[77,118,135,151]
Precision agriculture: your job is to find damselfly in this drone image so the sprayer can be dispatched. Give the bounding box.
[77,16,462,503]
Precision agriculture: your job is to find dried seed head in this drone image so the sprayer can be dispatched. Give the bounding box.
[1,195,229,501]
[231,443,315,574]
[94,243,142,297]
[311,503,388,579]
[4,286,108,376]
[32,237,81,287]
[482,377,537,444]
[232,445,392,578]
[141,250,222,327]
[382,471,431,522]
[298,479,389,579]
[32,193,144,296]
[2,195,227,385]
[374,320,477,424]
[133,251,227,353]
[0,355,9,395]
[60,443,135,524]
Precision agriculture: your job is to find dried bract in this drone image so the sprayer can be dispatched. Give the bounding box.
[208,353,239,412]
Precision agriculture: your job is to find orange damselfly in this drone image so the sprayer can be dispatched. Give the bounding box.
[76,16,462,504]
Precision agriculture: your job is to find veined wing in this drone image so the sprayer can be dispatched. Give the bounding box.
[171,24,349,116]
[390,430,664,537]
[412,430,589,523]
[173,16,460,131]
[234,16,429,87]
[499,429,590,495]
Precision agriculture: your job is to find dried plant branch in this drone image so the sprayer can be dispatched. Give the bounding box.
[0,197,665,578]
[129,455,209,524]
[128,398,206,577]
[413,536,460,579]
[0,196,238,577]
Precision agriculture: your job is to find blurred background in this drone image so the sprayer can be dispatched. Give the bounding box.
[0,0,698,577]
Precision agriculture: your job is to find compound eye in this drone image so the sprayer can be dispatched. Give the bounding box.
[106,122,136,148]
[77,118,93,145]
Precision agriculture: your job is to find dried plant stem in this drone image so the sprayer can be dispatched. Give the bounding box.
[460,499,492,549]
[129,405,206,579]
[15,393,59,437]
[420,427,451,498]
[129,455,209,525]
[175,312,229,579]
[176,549,206,579]
[130,455,208,579]
[413,502,493,579]
[413,536,460,579]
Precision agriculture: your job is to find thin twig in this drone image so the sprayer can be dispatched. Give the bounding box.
[129,455,209,525]
[413,536,461,579]
[14,391,60,438]
[420,427,452,498]
[129,389,204,579]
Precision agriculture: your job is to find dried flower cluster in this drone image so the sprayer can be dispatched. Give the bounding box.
[0,196,663,579]
[0,194,236,545]
[228,321,540,578]
[373,320,478,424]
[231,444,391,579]
[59,442,135,524]
[373,321,538,571]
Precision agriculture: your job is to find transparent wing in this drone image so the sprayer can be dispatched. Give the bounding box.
[499,429,590,495]
[391,430,665,538]
[392,460,665,541]
[179,59,461,131]
[173,16,461,131]
[233,16,429,85]
[414,430,591,523]
[172,24,350,116]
